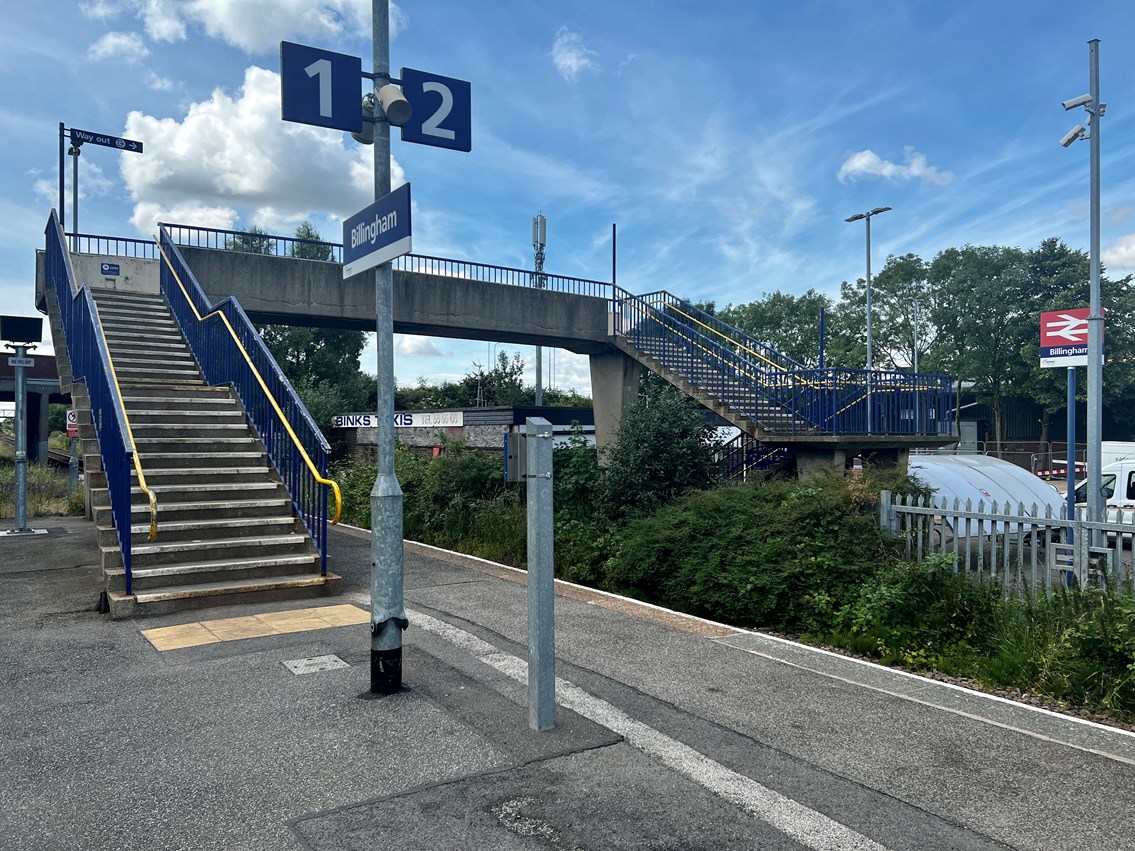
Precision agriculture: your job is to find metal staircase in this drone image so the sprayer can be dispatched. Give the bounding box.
[611,287,953,441]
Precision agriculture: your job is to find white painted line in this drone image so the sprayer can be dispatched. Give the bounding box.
[409,607,888,851]
[282,654,349,675]
[723,631,1135,743]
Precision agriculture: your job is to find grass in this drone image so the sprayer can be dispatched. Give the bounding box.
[0,435,85,519]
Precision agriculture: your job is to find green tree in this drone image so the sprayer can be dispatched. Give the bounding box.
[1016,238,1135,446]
[597,378,719,521]
[929,244,1031,452]
[226,224,272,254]
[865,253,938,372]
[292,219,334,261]
[718,290,833,368]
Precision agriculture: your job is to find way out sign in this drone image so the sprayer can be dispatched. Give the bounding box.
[342,183,412,279]
[1040,308,1100,368]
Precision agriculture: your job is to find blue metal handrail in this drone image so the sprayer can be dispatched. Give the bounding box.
[65,233,158,259]
[157,226,338,571]
[44,212,143,593]
[162,223,613,299]
[612,283,954,437]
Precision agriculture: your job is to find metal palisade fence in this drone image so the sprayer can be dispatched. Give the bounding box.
[879,491,1134,593]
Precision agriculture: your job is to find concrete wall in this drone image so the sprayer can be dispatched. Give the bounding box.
[179,248,612,354]
[72,255,159,293]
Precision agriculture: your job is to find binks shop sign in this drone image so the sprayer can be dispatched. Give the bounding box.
[333,411,463,429]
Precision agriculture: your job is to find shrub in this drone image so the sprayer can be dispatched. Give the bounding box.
[599,473,902,631]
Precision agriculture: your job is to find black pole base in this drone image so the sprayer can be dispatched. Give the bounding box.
[370,648,403,694]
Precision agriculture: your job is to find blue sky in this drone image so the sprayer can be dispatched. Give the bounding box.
[3,1,1134,399]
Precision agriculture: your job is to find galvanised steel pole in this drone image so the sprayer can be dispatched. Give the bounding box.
[14,346,29,532]
[1067,366,1076,543]
[370,0,407,694]
[865,214,873,374]
[525,417,555,730]
[1085,39,1104,541]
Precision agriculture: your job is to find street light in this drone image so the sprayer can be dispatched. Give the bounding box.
[1060,39,1106,537]
[845,206,891,372]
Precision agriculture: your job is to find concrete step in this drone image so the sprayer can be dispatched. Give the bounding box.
[130,422,251,439]
[136,451,267,469]
[133,436,263,454]
[122,385,234,400]
[106,572,342,619]
[113,368,204,383]
[106,553,323,592]
[133,466,277,487]
[133,481,287,505]
[127,409,247,425]
[97,515,301,547]
[92,496,294,527]
[102,532,311,569]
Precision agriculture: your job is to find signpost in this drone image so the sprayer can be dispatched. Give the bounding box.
[399,67,472,152]
[68,128,143,153]
[279,1,472,696]
[100,263,120,277]
[280,42,363,133]
[1040,307,1102,537]
[342,183,412,278]
[1,315,46,537]
[58,124,144,246]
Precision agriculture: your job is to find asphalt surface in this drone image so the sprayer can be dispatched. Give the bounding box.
[3,516,1135,850]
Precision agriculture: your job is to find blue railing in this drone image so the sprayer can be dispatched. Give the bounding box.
[157,226,337,571]
[612,283,954,437]
[44,212,141,592]
[718,432,791,480]
[163,223,613,299]
[66,233,158,259]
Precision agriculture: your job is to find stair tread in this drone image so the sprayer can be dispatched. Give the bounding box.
[106,551,317,576]
[126,572,337,603]
[109,533,308,556]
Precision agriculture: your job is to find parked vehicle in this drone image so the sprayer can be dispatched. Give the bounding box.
[1073,459,1135,522]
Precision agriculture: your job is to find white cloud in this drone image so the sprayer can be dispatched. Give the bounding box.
[146,71,175,91]
[88,31,150,63]
[121,65,403,237]
[32,160,114,208]
[131,201,239,238]
[837,146,953,186]
[1103,234,1135,275]
[396,336,448,357]
[551,27,598,82]
[80,0,129,20]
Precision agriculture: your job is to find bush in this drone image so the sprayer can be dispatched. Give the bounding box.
[598,473,902,631]
[0,442,85,518]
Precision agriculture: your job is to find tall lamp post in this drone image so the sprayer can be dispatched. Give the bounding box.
[845,206,891,372]
[1059,39,1105,538]
[846,206,891,433]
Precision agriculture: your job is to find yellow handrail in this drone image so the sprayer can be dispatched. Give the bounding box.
[90,300,159,542]
[157,243,342,525]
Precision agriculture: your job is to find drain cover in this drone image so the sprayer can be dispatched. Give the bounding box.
[283,654,349,675]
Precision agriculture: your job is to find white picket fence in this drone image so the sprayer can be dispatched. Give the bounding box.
[878,491,1135,592]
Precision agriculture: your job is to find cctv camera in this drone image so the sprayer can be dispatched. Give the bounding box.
[351,94,377,145]
[1062,93,1092,111]
[377,84,412,127]
[1059,124,1086,148]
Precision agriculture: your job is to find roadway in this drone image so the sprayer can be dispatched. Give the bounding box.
[2,517,1132,849]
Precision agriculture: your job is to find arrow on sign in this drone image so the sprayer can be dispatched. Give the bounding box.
[1044,313,1089,343]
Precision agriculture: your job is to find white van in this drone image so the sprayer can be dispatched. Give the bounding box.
[1073,460,1135,522]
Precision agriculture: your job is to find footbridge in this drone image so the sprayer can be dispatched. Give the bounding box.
[40,222,958,466]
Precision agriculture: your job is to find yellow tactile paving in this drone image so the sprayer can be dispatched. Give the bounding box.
[141,604,370,651]
[143,623,223,651]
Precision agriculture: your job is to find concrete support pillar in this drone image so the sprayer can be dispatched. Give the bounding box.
[862,447,909,470]
[29,392,49,464]
[589,349,643,455]
[795,447,849,483]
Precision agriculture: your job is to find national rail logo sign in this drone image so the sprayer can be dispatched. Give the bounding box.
[1040,308,1101,368]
